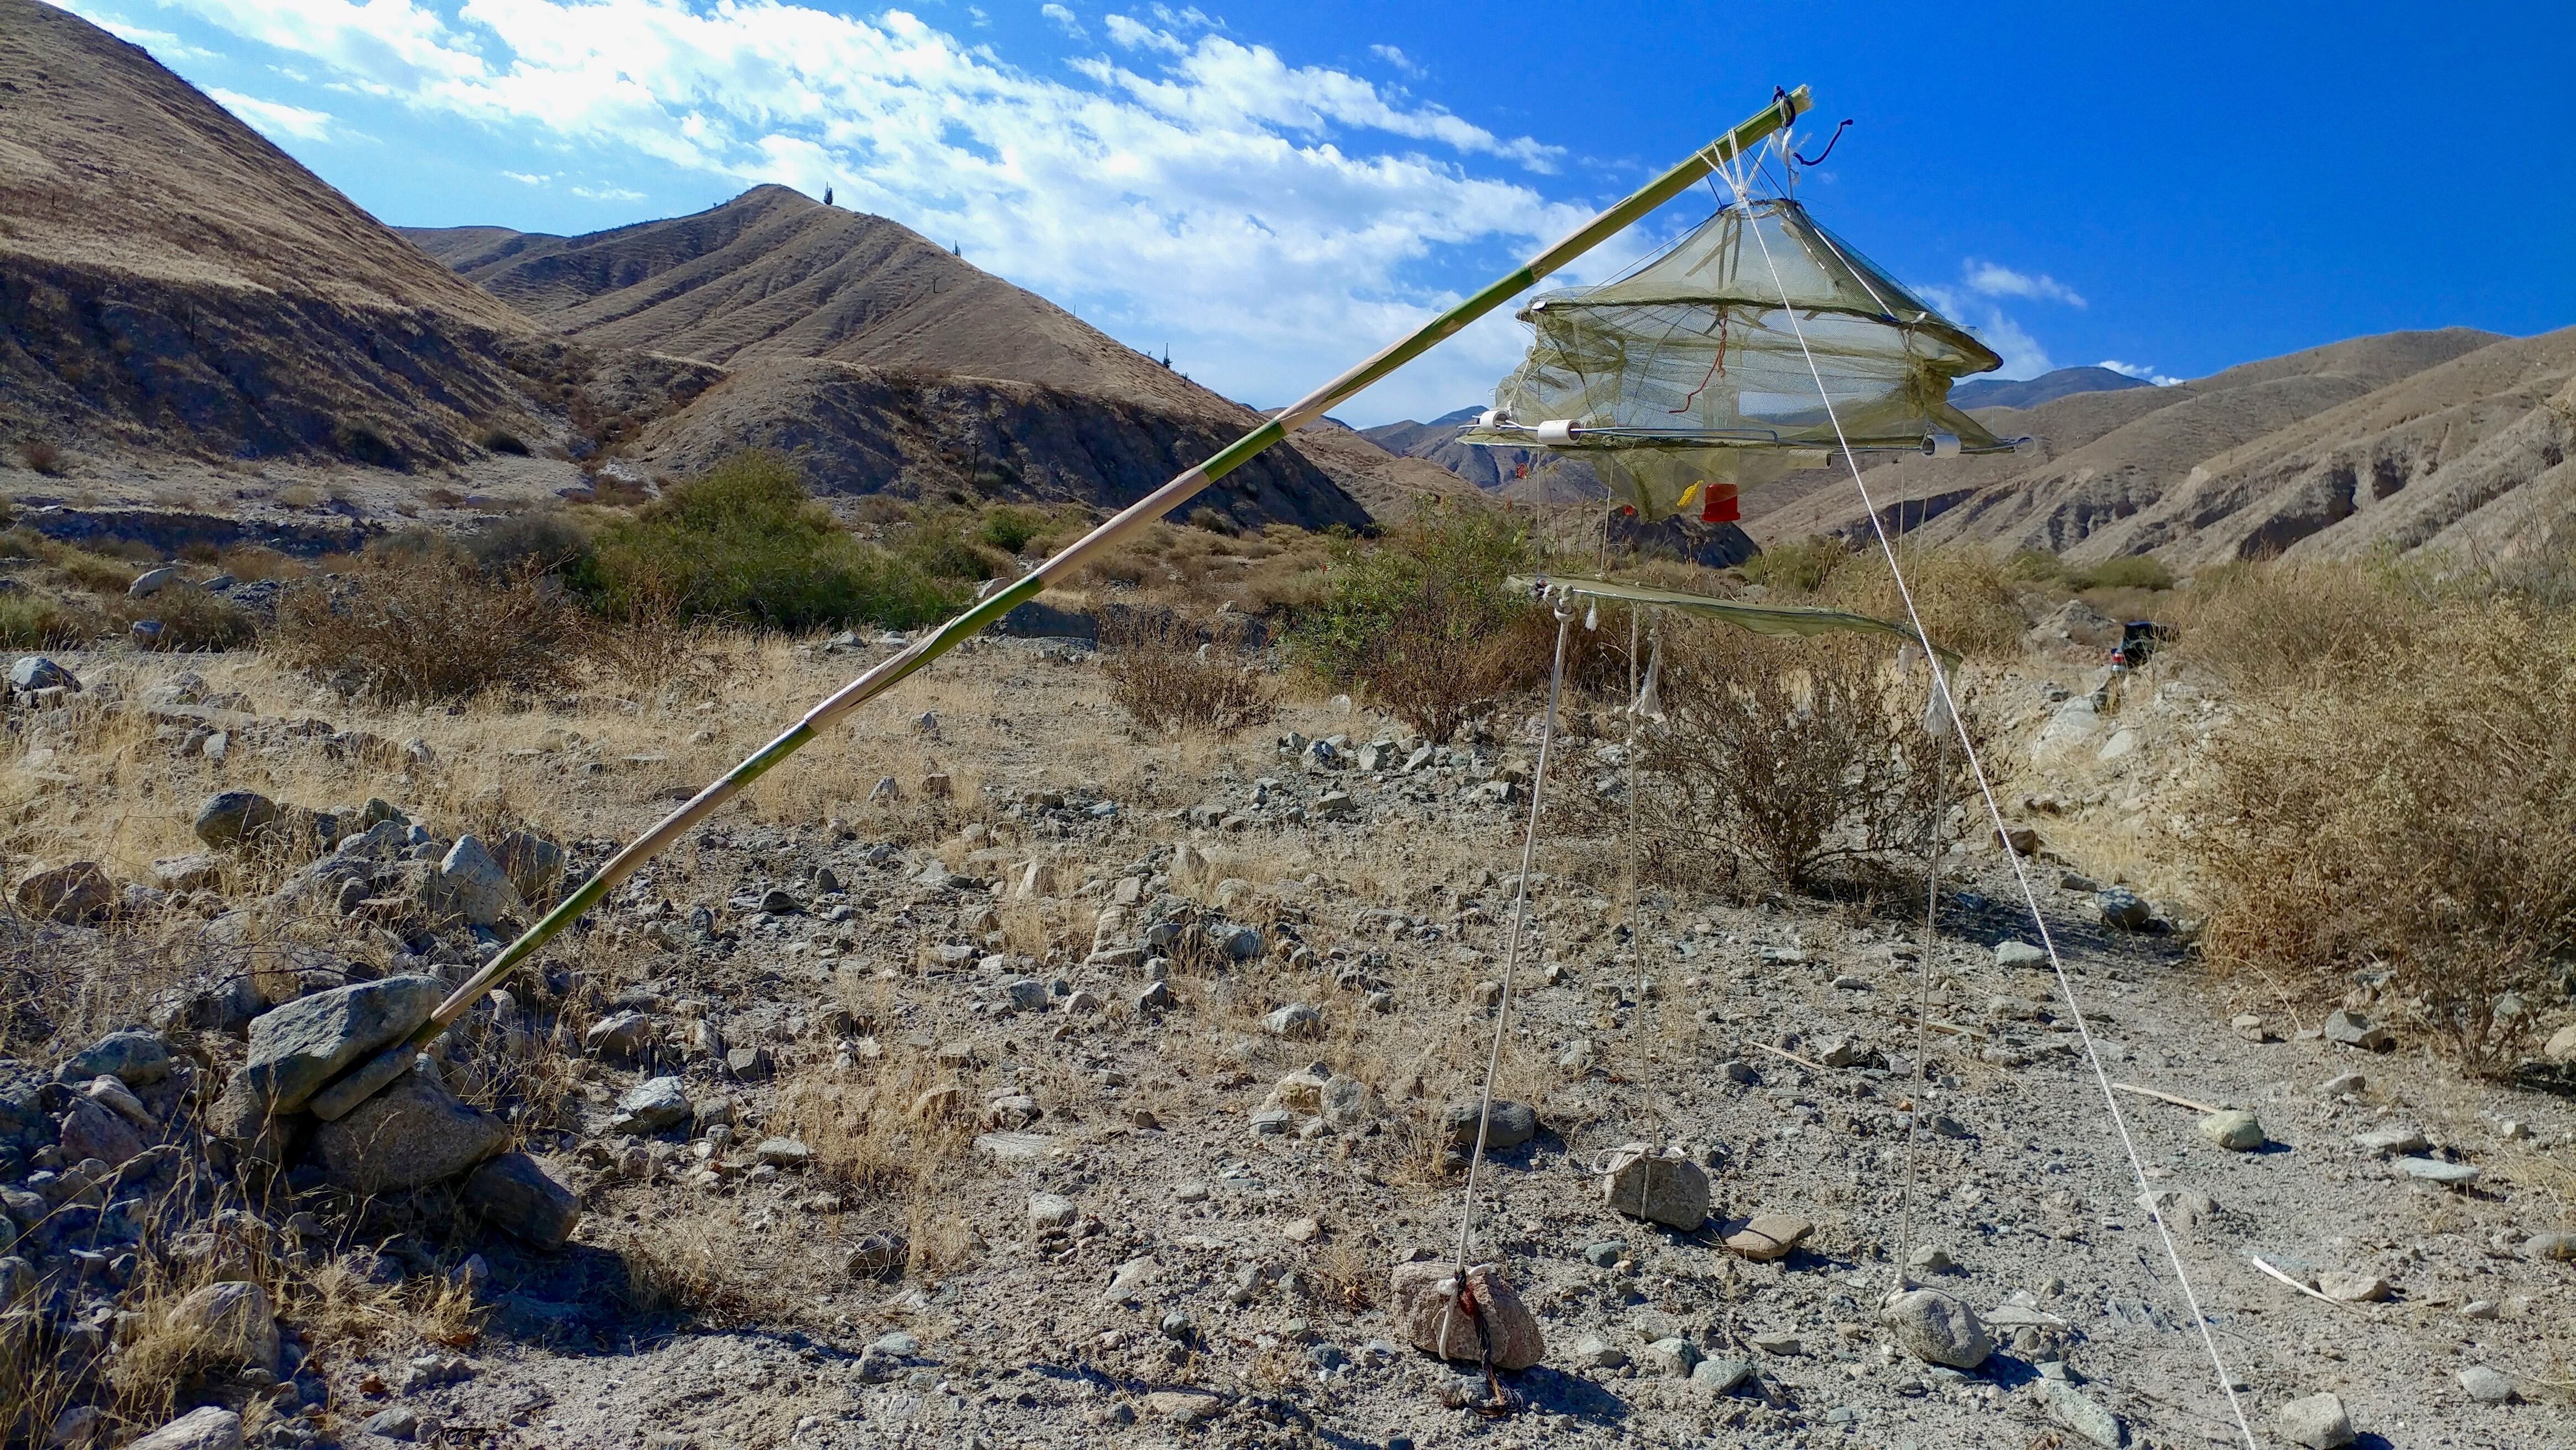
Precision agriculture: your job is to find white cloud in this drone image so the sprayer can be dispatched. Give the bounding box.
[1368,43,1422,77]
[205,86,336,139]
[2098,359,2182,386]
[1039,3,1084,39]
[1918,283,2055,380]
[1964,259,2085,308]
[145,0,1587,422]
[59,4,216,58]
[502,169,553,184]
[1102,13,1185,53]
[571,183,648,200]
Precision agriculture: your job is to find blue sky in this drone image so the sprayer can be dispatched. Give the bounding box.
[50,0,2576,426]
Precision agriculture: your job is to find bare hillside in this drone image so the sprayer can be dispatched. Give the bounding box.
[1742,328,2507,553]
[0,0,543,465]
[407,189,1457,524]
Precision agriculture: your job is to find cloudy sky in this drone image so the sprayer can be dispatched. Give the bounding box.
[49,0,2576,426]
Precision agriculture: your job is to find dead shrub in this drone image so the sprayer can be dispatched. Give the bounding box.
[2192,591,2576,1073]
[17,440,62,477]
[268,547,578,702]
[1629,625,1985,893]
[1098,609,1275,737]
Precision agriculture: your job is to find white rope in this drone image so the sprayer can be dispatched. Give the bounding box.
[1711,136,2261,1450]
[1448,595,1577,1282]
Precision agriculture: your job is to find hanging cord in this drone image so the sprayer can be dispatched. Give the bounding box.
[1442,589,1577,1410]
[1892,680,1947,1296]
[1710,135,2260,1450]
[1794,118,1853,168]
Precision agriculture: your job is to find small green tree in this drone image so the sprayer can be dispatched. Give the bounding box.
[1299,505,1539,742]
[579,453,965,630]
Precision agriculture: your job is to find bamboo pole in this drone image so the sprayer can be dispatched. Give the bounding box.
[306,86,1816,1121]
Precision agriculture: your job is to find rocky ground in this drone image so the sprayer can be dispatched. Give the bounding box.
[0,634,2568,1450]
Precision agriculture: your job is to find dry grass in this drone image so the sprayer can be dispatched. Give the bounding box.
[269,549,579,702]
[1097,609,1275,737]
[2184,566,2576,1072]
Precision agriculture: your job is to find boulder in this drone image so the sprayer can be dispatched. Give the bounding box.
[7,657,78,692]
[2546,1023,2576,1063]
[1881,1288,1992,1369]
[239,976,443,1115]
[2096,887,2152,930]
[2321,1010,2392,1052]
[125,1408,241,1450]
[58,1096,146,1167]
[1263,1003,1323,1039]
[1389,1261,1544,1371]
[193,791,282,850]
[434,835,522,926]
[462,1152,582,1250]
[1995,940,2048,970]
[1443,1099,1538,1152]
[314,1059,508,1194]
[2273,1392,2355,1449]
[2457,1365,2513,1404]
[611,1076,692,1135]
[1318,1074,1378,1128]
[1598,1143,1710,1230]
[57,1030,172,1087]
[14,862,113,924]
[165,1281,281,1376]
[1640,1337,1701,1377]
[584,1011,653,1062]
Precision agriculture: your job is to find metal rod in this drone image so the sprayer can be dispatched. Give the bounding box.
[309,86,1815,1119]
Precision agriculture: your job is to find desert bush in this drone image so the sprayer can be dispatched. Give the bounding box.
[1812,547,2027,660]
[269,545,577,701]
[466,510,591,574]
[1740,534,1850,593]
[334,420,402,469]
[1630,625,1985,892]
[2068,554,2175,593]
[54,547,137,595]
[2167,558,2426,692]
[112,586,256,651]
[2191,587,2576,1073]
[579,452,965,630]
[16,440,61,477]
[1298,505,1542,743]
[977,506,1047,555]
[0,594,63,648]
[1099,610,1275,737]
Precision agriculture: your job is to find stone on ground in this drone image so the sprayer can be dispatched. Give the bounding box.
[1442,1099,1536,1151]
[462,1152,583,1249]
[59,1029,173,1086]
[1720,1214,1811,1261]
[126,1408,241,1450]
[239,976,444,1115]
[1570,1334,1625,1369]
[1028,1193,1078,1229]
[1881,1288,1992,1369]
[2197,1109,2266,1151]
[15,862,112,924]
[58,1096,146,1166]
[1389,1261,1544,1370]
[2135,1187,2220,1230]
[2396,1156,2479,1185]
[2322,1009,2392,1050]
[1262,1003,1323,1039]
[315,1059,509,1194]
[1318,1074,1377,1128]
[2032,1378,2125,1447]
[2352,1125,2429,1156]
[610,1076,692,1134]
[1640,1337,1700,1377]
[165,1280,281,1376]
[1995,940,2047,970]
[2273,1392,2355,1448]
[193,790,280,849]
[1691,1356,1753,1393]
[1144,1390,1223,1424]
[2457,1365,2513,1404]
[1598,1143,1710,1230]
[435,834,523,925]
[2317,1271,2390,1303]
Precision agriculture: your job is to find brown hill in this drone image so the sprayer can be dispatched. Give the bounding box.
[405,188,1457,527]
[1742,328,2509,555]
[0,0,542,464]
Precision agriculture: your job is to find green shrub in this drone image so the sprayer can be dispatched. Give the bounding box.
[977,506,1046,555]
[2006,548,2065,583]
[2068,555,2175,592]
[578,452,966,631]
[1298,505,1539,743]
[0,594,61,648]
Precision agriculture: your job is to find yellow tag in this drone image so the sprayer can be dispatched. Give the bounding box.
[1677,481,1703,508]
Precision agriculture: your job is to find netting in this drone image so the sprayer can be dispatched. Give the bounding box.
[1462,198,2009,521]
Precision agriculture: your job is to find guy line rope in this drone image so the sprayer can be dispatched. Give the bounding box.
[1707,131,2262,1450]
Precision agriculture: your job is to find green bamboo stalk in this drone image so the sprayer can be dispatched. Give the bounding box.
[307,85,1813,1121]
